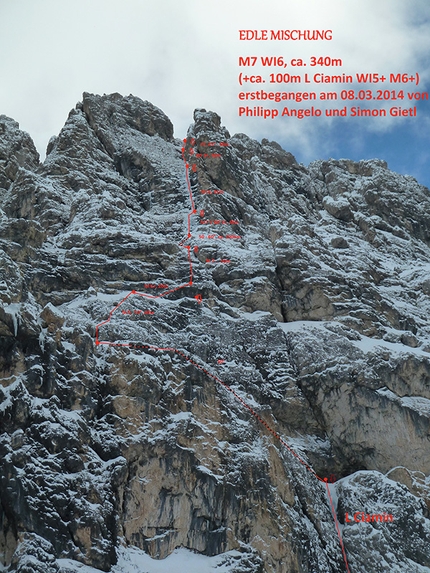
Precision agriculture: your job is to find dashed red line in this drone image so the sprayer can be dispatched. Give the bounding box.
[94,137,352,572]
[99,340,323,481]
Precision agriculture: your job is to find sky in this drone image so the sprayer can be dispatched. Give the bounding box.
[1,0,430,187]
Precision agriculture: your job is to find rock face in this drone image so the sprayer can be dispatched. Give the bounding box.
[0,92,430,573]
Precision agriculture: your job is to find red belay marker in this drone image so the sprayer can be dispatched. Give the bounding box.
[95,136,353,572]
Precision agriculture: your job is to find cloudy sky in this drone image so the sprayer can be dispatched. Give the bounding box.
[2,0,430,186]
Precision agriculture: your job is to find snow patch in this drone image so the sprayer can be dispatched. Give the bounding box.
[58,547,243,573]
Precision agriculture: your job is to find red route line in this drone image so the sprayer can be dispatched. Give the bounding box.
[95,150,195,343]
[98,340,323,482]
[326,481,351,573]
[94,138,352,572]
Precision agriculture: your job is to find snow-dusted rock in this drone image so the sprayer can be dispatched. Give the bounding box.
[0,93,429,573]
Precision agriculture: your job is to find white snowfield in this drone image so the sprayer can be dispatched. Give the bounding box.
[58,547,242,573]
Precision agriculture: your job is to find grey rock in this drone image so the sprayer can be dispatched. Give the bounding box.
[0,92,429,573]
[330,236,349,249]
[0,115,39,190]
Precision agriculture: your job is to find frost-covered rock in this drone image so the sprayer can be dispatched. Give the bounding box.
[0,93,429,573]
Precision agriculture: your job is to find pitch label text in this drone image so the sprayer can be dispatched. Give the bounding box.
[345,512,394,523]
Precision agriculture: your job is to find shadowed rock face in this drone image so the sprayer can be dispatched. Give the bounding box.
[0,92,429,573]
[0,115,40,191]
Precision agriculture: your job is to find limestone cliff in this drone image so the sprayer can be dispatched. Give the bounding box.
[0,93,429,573]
